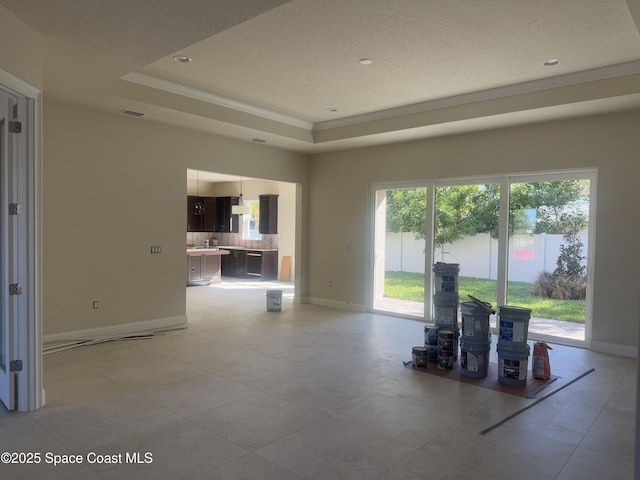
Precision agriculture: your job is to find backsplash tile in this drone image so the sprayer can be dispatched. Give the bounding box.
[187,232,279,250]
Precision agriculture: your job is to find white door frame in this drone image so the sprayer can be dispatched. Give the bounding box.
[0,68,43,412]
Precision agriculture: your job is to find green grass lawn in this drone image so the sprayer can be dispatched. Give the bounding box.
[384,271,586,323]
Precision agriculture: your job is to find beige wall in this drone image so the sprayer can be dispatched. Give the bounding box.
[308,110,640,353]
[43,99,308,336]
[0,4,43,89]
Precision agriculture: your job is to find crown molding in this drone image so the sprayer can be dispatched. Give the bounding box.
[314,60,640,131]
[121,72,314,131]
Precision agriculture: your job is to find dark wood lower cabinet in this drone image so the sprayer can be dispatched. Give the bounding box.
[187,253,223,286]
[221,249,278,280]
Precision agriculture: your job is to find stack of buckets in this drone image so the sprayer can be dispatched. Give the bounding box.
[497,305,532,385]
[459,300,492,378]
[431,263,460,369]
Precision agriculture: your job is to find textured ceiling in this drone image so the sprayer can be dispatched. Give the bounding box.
[3,0,640,154]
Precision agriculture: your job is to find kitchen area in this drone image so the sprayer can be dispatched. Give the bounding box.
[186,169,296,287]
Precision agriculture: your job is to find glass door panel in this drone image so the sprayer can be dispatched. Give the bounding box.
[373,187,427,317]
[433,183,500,324]
[508,179,590,341]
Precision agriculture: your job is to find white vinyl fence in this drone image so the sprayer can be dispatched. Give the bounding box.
[385,231,588,283]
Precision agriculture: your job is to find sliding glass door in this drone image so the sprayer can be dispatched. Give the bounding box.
[370,170,594,345]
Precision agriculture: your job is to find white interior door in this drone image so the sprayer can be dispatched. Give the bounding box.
[0,87,19,410]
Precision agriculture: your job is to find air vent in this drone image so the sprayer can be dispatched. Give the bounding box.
[120,109,145,117]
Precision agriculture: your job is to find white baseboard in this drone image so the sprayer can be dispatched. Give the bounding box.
[43,315,188,345]
[590,340,638,358]
[306,297,367,312]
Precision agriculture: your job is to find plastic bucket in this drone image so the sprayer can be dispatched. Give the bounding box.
[266,290,282,312]
[433,262,460,294]
[497,343,530,385]
[498,306,531,346]
[460,301,492,343]
[412,346,429,367]
[433,292,459,329]
[460,338,491,378]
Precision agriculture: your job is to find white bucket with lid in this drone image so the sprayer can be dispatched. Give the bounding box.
[266,290,282,312]
[460,301,492,343]
[460,338,491,378]
[498,305,531,346]
[433,291,459,329]
[432,262,460,294]
[497,343,530,385]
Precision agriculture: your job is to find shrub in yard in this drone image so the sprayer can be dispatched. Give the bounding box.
[532,271,554,297]
[532,270,586,300]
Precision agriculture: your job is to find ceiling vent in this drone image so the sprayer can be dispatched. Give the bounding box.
[120,109,145,117]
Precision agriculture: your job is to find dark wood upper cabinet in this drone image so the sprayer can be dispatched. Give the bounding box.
[259,194,278,234]
[215,196,240,233]
[187,196,205,232]
[188,196,237,232]
[203,197,217,232]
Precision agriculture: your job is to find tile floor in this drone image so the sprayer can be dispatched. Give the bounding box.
[0,280,636,479]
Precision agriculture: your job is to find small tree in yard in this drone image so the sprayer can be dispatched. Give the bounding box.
[533,212,587,300]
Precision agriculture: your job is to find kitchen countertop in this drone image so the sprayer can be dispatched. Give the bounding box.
[186,248,230,255]
[217,246,279,252]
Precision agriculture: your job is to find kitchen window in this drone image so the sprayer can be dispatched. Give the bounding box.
[242,200,262,240]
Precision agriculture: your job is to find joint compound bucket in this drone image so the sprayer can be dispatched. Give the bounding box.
[497,343,530,385]
[498,306,531,346]
[433,292,459,329]
[433,262,460,294]
[460,301,492,343]
[412,346,429,367]
[266,290,282,312]
[460,338,491,378]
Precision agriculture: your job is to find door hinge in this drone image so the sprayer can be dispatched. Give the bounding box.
[8,120,22,133]
[10,360,23,372]
[9,283,22,296]
[9,203,22,215]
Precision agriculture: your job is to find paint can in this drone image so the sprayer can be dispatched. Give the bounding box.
[498,306,531,346]
[497,343,530,385]
[460,301,492,343]
[437,329,455,369]
[266,290,282,312]
[433,292,459,329]
[424,324,440,346]
[433,262,460,294]
[437,350,455,369]
[412,346,429,367]
[460,338,491,378]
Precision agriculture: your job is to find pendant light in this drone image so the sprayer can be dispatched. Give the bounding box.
[232,177,251,215]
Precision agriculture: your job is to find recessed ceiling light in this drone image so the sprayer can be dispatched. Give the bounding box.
[543,59,560,67]
[251,138,267,143]
[359,58,372,65]
[173,55,192,63]
[326,107,338,112]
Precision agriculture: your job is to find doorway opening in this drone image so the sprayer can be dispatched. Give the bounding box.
[0,73,42,412]
[185,169,298,299]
